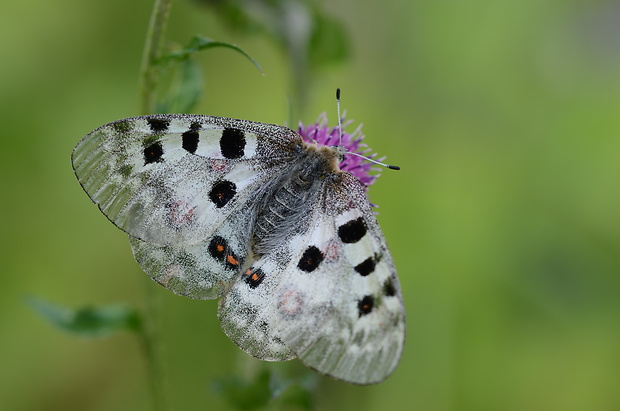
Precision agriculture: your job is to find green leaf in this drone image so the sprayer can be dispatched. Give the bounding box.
[158,35,262,74]
[156,57,203,114]
[28,297,142,337]
[154,35,262,113]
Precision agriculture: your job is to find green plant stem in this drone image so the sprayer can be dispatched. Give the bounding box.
[140,0,173,114]
[138,2,173,410]
[140,279,167,411]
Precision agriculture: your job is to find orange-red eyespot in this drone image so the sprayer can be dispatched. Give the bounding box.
[227,254,239,266]
[243,268,265,289]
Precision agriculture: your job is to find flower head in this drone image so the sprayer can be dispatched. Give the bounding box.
[297,113,385,188]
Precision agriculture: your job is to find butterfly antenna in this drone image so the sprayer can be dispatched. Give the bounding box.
[336,88,343,146]
[336,88,400,171]
[346,151,401,170]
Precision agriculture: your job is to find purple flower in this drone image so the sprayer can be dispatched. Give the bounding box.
[297,113,385,188]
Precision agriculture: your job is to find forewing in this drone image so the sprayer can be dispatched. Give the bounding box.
[72,114,301,247]
[218,172,405,384]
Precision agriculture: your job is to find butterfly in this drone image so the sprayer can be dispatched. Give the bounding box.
[72,112,405,384]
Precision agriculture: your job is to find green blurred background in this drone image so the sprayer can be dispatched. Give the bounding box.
[2,0,620,409]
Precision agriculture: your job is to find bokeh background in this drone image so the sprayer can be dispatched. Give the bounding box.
[2,0,620,410]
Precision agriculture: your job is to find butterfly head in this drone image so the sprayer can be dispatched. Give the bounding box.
[297,113,392,188]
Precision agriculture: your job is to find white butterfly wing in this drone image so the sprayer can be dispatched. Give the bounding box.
[72,114,302,247]
[218,172,405,384]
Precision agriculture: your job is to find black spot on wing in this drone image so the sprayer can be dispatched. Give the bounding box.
[338,217,367,244]
[208,236,228,260]
[354,257,376,277]
[220,128,246,159]
[144,142,164,165]
[182,130,199,153]
[208,236,241,270]
[358,295,374,316]
[297,246,324,273]
[209,180,236,208]
[182,122,202,153]
[147,118,170,133]
[384,277,397,297]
